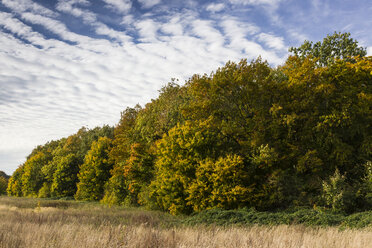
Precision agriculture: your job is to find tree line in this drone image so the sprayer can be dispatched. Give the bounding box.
[7,32,372,214]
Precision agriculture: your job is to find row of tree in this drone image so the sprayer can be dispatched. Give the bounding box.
[7,32,372,214]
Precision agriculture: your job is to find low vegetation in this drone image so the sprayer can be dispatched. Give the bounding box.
[0,196,371,248]
[185,208,372,229]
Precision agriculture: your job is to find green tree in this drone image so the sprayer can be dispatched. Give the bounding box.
[102,107,141,206]
[38,139,67,197]
[51,153,80,197]
[21,152,51,196]
[101,163,128,206]
[102,143,154,206]
[265,55,372,208]
[322,169,355,212]
[135,81,188,144]
[121,143,154,205]
[75,137,114,201]
[289,32,367,66]
[109,106,141,165]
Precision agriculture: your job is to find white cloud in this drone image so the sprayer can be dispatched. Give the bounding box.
[287,29,308,44]
[221,18,260,37]
[56,1,132,42]
[102,0,132,13]
[135,19,160,42]
[0,1,294,174]
[228,0,282,6]
[94,23,132,43]
[0,12,44,43]
[56,0,96,23]
[121,15,134,25]
[2,0,56,17]
[220,18,284,64]
[20,12,91,43]
[191,20,225,45]
[367,47,372,56]
[161,16,183,36]
[137,0,161,9]
[206,3,225,12]
[257,33,285,50]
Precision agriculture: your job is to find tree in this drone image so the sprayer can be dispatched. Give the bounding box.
[101,163,128,206]
[109,106,141,165]
[0,171,9,195]
[135,81,188,144]
[322,169,355,212]
[0,176,8,195]
[21,152,51,196]
[50,154,80,197]
[7,165,24,196]
[120,143,154,205]
[102,143,154,206]
[149,119,232,214]
[75,137,114,201]
[289,32,367,66]
[38,139,67,197]
[187,154,253,211]
[0,171,9,179]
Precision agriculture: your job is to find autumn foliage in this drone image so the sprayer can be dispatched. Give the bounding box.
[7,33,372,214]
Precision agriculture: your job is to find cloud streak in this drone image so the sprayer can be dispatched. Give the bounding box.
[102,0,132,14]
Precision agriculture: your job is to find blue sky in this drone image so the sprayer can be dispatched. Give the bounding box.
[0,0,371,175]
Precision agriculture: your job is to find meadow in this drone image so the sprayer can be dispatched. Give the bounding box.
[0,196,371,248]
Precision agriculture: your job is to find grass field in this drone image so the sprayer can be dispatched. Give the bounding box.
[0,196,371,248]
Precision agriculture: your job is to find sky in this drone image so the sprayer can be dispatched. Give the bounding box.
[0,0,371,175]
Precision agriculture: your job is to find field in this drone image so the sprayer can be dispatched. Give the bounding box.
[0,196,371,248]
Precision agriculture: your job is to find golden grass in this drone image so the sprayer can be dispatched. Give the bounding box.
[0,201,371,248]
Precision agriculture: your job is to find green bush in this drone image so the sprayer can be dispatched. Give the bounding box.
[184,208,372,228]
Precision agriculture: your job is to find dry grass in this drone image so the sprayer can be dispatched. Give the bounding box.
[0,199,371,248]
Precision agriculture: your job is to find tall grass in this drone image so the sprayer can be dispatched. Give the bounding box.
[0,196,371,248]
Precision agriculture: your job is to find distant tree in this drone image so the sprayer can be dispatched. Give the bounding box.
[0,176,8,195]
[0,171,9,195]
[0,171,10,179]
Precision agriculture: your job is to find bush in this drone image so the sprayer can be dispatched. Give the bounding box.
[184,208,372,228]
[322,169,356,212]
